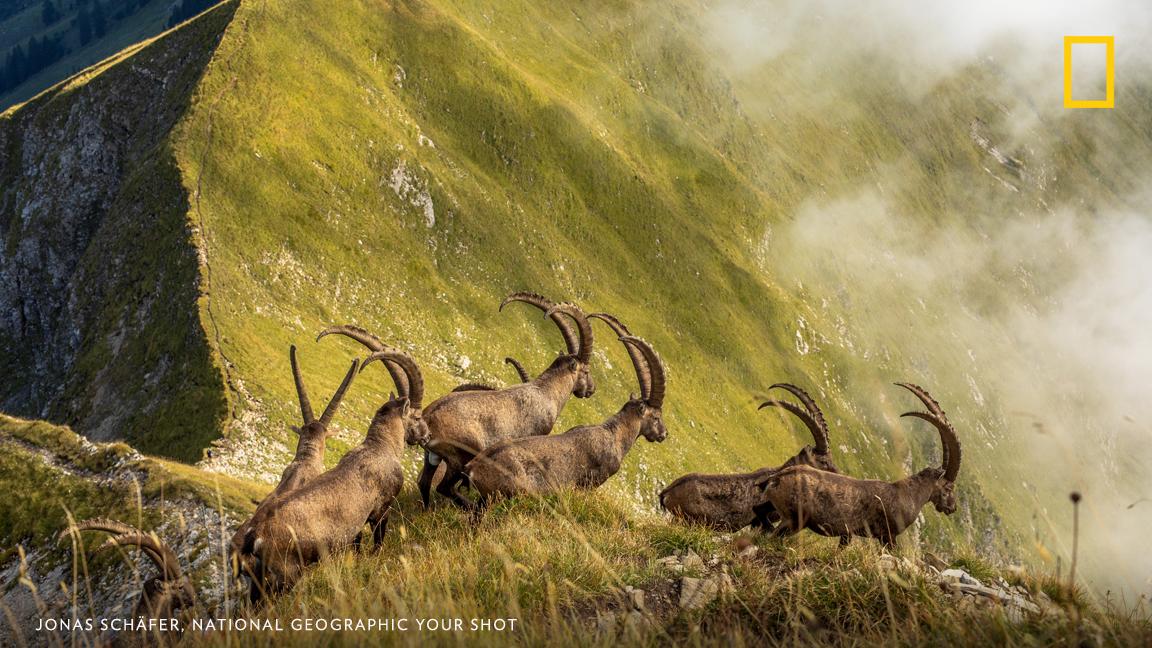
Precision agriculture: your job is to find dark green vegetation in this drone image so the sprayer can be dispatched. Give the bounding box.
[0,0,224,108]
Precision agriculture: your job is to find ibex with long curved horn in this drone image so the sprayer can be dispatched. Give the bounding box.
[759,383,961,547]
[319,292,595,509]
[239,351,429,603]
[467,333,667,502]
[60,519,195,621]
[658,384,838,531]
[229,346,357,583]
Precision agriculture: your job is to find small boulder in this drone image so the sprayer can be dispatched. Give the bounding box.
[623,585,645,612]
[679,576,720,610]
[595,611,616,635]
[940,568,982,586]
[682,549,706,572]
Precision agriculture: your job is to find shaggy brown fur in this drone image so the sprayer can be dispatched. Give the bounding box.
[658,384,838,531]
[229,345,357,584]
[467,334,667,502]
[241,352,429,603]
[61,519,195,621]
[760,383,961,547]
[419,294,596,508]
[317,293,595,509]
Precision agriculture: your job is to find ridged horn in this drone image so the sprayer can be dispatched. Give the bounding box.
[64,519,183,582]
[589,313,650,398]
[317,325,409,397]
[95,533,184,582]
[290,345,314,425]
[767,383,829,455]
[544,303,593,364]
[620,336,665,409]
[452,383,496,392]
[504,357,530,383]
[317,359,359,428]
[500,292,579,357]
[896,383,961,482]
[363,351,425,410]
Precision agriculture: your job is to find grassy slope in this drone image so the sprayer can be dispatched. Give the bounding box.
[3,0,1150,632]
[0,414,263,563]
[194,489,1150,647]
[4,415,1148,646]
[173,0,1067,558]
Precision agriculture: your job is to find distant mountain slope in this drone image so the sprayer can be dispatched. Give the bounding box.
[3,0,1151,594]
[0,0,224,110]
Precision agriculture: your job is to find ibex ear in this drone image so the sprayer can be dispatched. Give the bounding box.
[290,425,302,436]
[400,398,411,416]
[388,391,397,402]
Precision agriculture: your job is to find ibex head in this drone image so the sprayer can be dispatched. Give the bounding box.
[932,478,957,515]
[60,519,195,618]
[619,335,668,443]
[501,292,596,398]
[362,350,431,446]
[896,382,962,515]
[289,345,358,440]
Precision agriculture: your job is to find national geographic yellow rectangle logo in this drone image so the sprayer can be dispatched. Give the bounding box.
[1064,36,1114,109]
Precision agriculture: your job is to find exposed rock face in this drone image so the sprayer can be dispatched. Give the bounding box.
[0,4,238,460]
[0,420,247,647]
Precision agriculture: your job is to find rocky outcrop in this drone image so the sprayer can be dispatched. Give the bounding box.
[0,3,238,460]
[0,417,252,647]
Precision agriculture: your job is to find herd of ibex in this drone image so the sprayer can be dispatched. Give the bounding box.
[60,291,962,625]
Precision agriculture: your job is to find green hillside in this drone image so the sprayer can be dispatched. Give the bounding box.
[3,0,1152,609]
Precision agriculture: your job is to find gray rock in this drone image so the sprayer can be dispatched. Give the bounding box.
[623,585,645,611]
[940,568,982,586]
[622,610,648,635]
[679,576,720,610]
[656,555,683,574]
[682,549,706,572]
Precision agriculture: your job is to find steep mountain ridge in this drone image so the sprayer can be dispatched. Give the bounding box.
[4,0,1151,592]
[0,2,237,458]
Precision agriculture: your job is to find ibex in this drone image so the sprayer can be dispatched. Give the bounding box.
[239,351,429,603]
[467,334,667,502]
[230,345,357,583]
[658,384,838,531]
[760,383,961,547]
[60,519,195,621]
[322,292,596,509]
